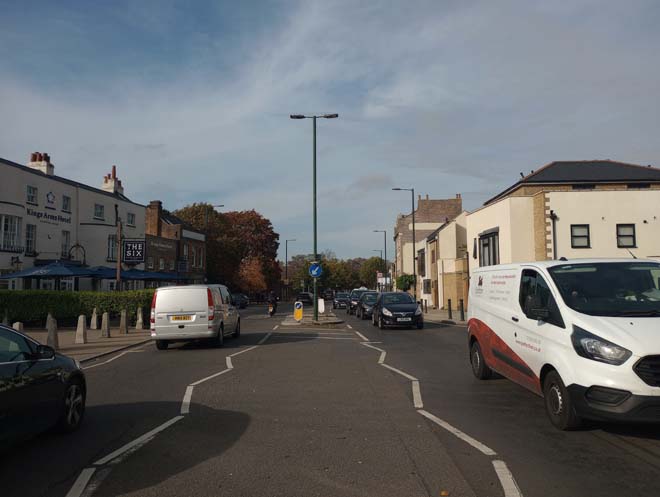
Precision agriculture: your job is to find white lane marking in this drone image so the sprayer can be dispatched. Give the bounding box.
[273,325,279,330]
[258,332,272,344]
[381,363,418,381]
[418,409,497,456]
[412,380,423,409]
[82,351,131,370]
[361,342,386,363]
[190,368,232,386]
[493,460,523,497]
[270,335,355,340]
[94,416,184,466]
[226,356,233,369]
[65,467,96,497]
[181,385,194,414]
[346,324,353,329]
[354,331,368,342]
[229,345,259,357]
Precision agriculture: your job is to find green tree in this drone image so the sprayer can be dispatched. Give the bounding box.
[396,274,415,292]
[359,256,387,289]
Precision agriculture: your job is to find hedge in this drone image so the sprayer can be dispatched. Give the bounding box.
[0,290,155,324]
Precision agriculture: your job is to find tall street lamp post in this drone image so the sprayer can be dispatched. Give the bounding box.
[392,188,417,301]
[373,229,387,291]
[285,238,296,300]
[290,113,339,321]
[205,204,225,232]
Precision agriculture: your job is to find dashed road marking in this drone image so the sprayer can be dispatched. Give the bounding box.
[226,356,233,369]
[418,409,497,456]
[190,368,232,386]
[346,324,353,329]
[271,335,355,340]
[65,467,96,497]
[412,380,423,409]
[381,363,418,381]
[354,331,368,341]
[493,460,523,497]
[181,385,194,414]
[229,345,259,357]
[259,332,272,344]
[273,325,279,330]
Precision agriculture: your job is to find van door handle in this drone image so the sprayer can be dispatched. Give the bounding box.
[511,316,519,322]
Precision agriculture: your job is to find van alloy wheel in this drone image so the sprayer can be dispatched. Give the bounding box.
[470,341,492,380]
[543,371,582,430]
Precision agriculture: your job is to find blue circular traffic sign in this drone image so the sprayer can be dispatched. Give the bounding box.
[309,262,323,278]
[295,302,303,309]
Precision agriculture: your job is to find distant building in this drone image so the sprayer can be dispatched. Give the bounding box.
[466,160,660,268]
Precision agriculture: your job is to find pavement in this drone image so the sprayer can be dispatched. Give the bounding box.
[22,327,151,362]
[4,304,660,497]
[422,307,467,326]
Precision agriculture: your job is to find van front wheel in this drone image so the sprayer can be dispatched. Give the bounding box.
[470,341,492,380]
[543,371,582,430]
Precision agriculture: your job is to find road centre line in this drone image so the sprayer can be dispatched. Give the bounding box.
[189,368,232,386]
[354,331,368,341]
[226,356,233,369]
[229,345,259,357]
[418,409,497,456]
[361,342,386,363]
[259,332,272,344]
[492,460,523,497]
[65,467,96,497]
[94,416,184,466]
[271,335,355,340]
[381,363,418,381]
[181,386,194,415]
[412,380,424,409]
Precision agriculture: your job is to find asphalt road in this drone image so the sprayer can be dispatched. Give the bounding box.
[3,304,660,497]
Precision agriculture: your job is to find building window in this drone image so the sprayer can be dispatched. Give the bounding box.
[572,184,595,190]
[62,195,72,213]
[169,260,175,270]
[107,234,117,261]
[147,257,154,269]
[417,249,426,277]
[25,224,36,255]
[198,247,203,268]
[478,230,499,267]
[94,204,105,220]
[183,243,189,260]
[617,224,636,248]
[570,224,590,248]
[159,257,165,270]
[26,185,38,205]
[191,246,196,268]
[0,215,22,252]
[61,231,71,258]
[127,212,136,226]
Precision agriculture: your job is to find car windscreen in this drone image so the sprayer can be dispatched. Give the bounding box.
[350,291,366,299]
[336,293,348,298]
[548,262,660,317]
[362,293,378,304]
[382,293,415,305]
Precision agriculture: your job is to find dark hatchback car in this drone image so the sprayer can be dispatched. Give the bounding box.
[356,291,379,319]
[296,292,314,305]
[232,293,249,309]
[347,289,368,315]
[333,292,349,309]
[372,292,423,329]
[0,325,86,448]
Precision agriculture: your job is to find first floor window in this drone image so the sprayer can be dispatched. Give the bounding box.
[169,259,175,270]
[25,224,36,254]
[27,185,38,204]
[147,257,154,269]
[127,212,136,226]
[478,230,499,267]
[62,195,72,213]
[1,215,22,252]
[617,224,636,248]
[191,246,196,268]
[94,204,105,220]
[183,243,189,260]
[417,249,426,276]
[61,231,71,257]
[159,257,165,270]
[570,224,590,248]
[107,234,117,261]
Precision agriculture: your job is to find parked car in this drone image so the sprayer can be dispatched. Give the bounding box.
[232,293,249,309]
[356,291,379,319]
[347,288,368,315]
[372,292,423,329]
[151,284,240,350]
[296,292,314,305]
[468,259,660,430]
[333,292,350,309]
[323,289,335,300]
[0,324,86,448]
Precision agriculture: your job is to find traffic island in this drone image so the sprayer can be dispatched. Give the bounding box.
[281,311,344,327]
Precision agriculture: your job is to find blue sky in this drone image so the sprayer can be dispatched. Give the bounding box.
[2,0,660,260]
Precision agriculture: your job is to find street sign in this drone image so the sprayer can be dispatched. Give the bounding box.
[309,262,323,278]
[123,240,145,263]
[294,301,303,322]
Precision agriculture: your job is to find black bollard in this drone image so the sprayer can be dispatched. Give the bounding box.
[447,299,453,321]
[459,299,465,322]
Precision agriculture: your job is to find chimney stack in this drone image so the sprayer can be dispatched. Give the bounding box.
[146,200,163,236]
[27,151,54,176]
[101,165,125,195]
[456,193,461,199]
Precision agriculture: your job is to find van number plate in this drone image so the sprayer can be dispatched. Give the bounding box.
[397,317,412,322]
[171,315,192,321]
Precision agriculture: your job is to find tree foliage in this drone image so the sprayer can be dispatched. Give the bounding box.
[396,274,415,292]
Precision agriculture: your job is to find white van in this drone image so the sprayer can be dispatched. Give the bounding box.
[468,259,660,430]
[150,284,240,350]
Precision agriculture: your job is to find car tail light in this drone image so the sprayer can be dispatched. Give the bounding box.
[150,291,157,327]
[207,288,215,322]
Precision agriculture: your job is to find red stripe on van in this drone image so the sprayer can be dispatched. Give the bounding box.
[468,318,541,395]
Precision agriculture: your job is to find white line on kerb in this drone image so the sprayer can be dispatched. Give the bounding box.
[381,363,418,381]
[258,332,272,344]
[190,368,232,386]
[65,467,96,497]
[412,380,423,409]
[493,460,523,497]
[354,331,368,341]
[226,356,233,369]
[181,385,194,414]
[94,416,184,466]
[346,324,353,329]
[273,325,279,330]
[82,351,131,370]
[418,409,497,456]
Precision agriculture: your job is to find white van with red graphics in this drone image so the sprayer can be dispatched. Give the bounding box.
[468,259,660,430]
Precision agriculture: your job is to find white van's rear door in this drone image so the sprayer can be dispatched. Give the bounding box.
[155,287,209,336]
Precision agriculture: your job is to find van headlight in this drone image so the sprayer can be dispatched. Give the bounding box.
[571,326,632,365]
[382,308,393,317]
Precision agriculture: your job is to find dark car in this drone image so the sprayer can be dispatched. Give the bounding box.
[323,289,334,300]
[372,292,423,329]
[333,292,349,309]
[232,293,249,309]
[356,291,379,319]
[347,289,369,315]
[0,325,86,448]
[296,292,314,305]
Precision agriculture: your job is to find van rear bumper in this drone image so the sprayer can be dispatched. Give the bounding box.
[568,384,660,423]
[151,330,217,341]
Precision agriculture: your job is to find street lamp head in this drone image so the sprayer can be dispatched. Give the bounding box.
[392,188,402,191]
[290,114,305,119]
[323,113,339,119]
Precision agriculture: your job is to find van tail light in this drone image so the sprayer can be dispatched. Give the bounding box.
[150,291,157,327]
[207,288,215,324]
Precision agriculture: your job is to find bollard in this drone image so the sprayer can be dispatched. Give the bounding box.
[2,310,8,326]
[459,299,465,322]
[12,321,24,332]
[46,312,54,331]
[47,315,59,350]
[424,300,428,314]
[75,315,88,344]
[119,309,128,334]
[135,307,144,331]
[447,299,453,321]
[101,312,111,338]
[90,307,98,330]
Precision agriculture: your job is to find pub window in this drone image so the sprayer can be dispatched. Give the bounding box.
[159,257,165,270]
[478,230,499,267]
[107,234,117,261]
[94,204,105,220]
[62,195,72,213]
[147,257,154,269]
[616,224,636,248]
[1,214,22,252]
[26,185,38,204]
[127,212,136,226]
[570,224,590,248]
[61,231,71,258]
[25,224,36,255]
[169,260,175,271]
